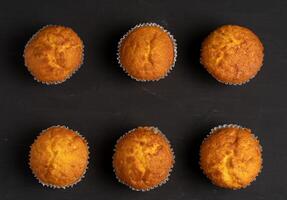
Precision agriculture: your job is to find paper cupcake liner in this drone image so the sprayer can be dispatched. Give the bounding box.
[200,40,264,86]
[199,124,263,189]
[23,25,84,85]
[29,125,90,189]
[112,126,175,191]
[117,23,177,82]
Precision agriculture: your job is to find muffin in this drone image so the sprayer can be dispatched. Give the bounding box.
[24,25,84,84]
[29,125,89,188]
[113,126,174,191]
[200,124,262,189]
[200,25,264,85]
[118,23,177,81]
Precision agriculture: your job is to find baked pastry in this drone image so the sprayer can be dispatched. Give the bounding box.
[118,23,176,81]
[200,124,262,189]
[200,25,264,85]
[29,125,89,188]
[24,25,84,84]
[113,126,174,191]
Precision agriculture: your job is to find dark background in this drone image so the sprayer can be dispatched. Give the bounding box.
[0,0,286,199]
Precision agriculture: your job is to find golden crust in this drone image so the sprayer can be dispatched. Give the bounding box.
[200,126,262,189]
[119,26,174,81]
[113,127,174,190]
[24,25,84,84]
[201,25,264,84]
[29,126,89,187]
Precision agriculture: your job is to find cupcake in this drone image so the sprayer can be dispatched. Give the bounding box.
[200,124,262,189]
[113,126,175,191]
[24,25,84,84]
[118,23,177,81]
[29,125,89,188]
[200,25,264,85]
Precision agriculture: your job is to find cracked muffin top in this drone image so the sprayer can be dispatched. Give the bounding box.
[201,25,264,85]
[200,126,262,189]
[113,127,174,191]
[29,126,89,188]
[119,25,175,81]
[24,25,83,84]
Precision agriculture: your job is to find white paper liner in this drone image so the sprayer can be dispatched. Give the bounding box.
[112,126,175,191]
[200,27,264,86]
[29,125,90,189]
[199,124,263,189]
[23,25,84,85]
[117,23,177,82]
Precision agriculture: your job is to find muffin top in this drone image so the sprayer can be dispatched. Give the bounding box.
[24,25,83,84]
[119,25,175,81]
[200,126,262,189]
[113,127,174,190]
[201,25,264,84]
[29,126,89,188]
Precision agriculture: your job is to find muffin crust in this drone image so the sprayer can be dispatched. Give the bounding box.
[113,127,174,190]
[201,25,264,84]
[200,125,262,189]
[119,25,175,81]
[24,25,83,84]
[29,126,89,188]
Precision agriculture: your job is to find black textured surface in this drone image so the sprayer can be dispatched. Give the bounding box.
[0,0,287,199]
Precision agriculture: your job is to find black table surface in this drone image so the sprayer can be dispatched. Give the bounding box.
[0,0,286,199]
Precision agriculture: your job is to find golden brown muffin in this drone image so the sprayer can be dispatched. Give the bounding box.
[29,126,89,188]
[113,126,174,191]
[200,125,262,189]
[24,25,84,84]
[201,25,264,85]
[118,24,176,81]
